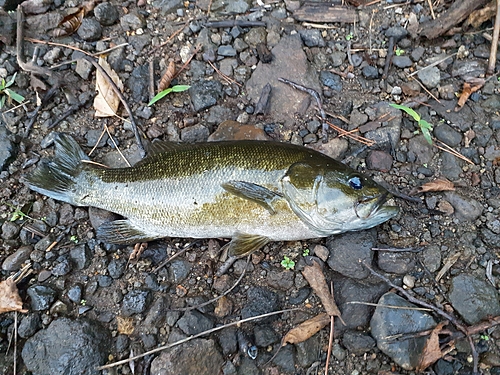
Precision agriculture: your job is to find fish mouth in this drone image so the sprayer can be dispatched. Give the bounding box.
[355,192,396,219]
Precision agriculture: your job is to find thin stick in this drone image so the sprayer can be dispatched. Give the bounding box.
[408,53,457,77]
[487,0,500,75]
[105,124,131,167]
[207,60,242,87]
[427,0,436,20]
[371,247,423,252]
[324,282,335,375]
[172,43,203,81]
[151,242,197,273]
[96,307,299,370]
[14,312,17,375]
[345,301,433,311]
[88,127,108,156]
[279,77,327,141]
[152,18,191,53]
[83,56,146,157]
[434,140,474,165]
[172,256,250,312]
[148,60,155,102]
[410,76,441,103]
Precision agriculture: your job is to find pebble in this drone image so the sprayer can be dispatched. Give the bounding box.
[451,59,486,78]
[362,65,379,79]
[168,259,192,283]
[77,18,102,42]
[326,230,376,279]
[448,274,500,324]
[298,29,325,47]
[371,292,437,370]
[272,344,295,372]
[22,318,111,375]
[392,56,413,68]
[67,285,82,303]
[433,123,462,146]
[330,51,346,67]
[120,12,146,31]
[342,331,376,355]
[94,2,119,26]
[411,46,425,61]
[69,244,92,270]
[366,150,393,172]
[18,313,42,338]
[177,310,214,335]
[189,80,223,112]
[2,245,32,271]
[51,257,72,276]
[295,334,320,367]
[1,220,20,240]
[377,251,415,274]
[0,125,16,172]
[121,289,151,316]
[241,287,279,320]
[320,71,342,92]
[127,65,150,102]
[108,257,126,279]
[27,285,57,311]
[75,58,94,80]
[444,192,483,221]
[385,26,408,40]
[217,327,237,355]
[417,66,440,88]
[266,270,294,290]
[217,45,237,57]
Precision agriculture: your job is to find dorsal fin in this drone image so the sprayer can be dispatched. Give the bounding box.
[146,139,184,155]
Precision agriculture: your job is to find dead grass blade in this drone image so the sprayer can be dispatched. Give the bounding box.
[324,119,375,146]
[455,80,484,110]
[434,140,475,165]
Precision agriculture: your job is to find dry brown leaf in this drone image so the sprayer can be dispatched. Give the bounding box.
[94,56,124,117]
[465,0,496,29]
[282,313,330,346]
[455,81,483,111]
[416,322,447,371]
[0,279,28,314]
[158,61,176,92]
[117,316,135,335]
[301,259,342,320]
[415,178,455,194]
[52,1,95,37]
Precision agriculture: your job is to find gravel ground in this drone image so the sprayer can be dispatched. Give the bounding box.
[1,0,500,374]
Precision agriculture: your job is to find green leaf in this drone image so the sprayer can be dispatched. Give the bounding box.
[0,95,5,109]
[5,72,17,88]
[148,85,191,106]
[5,88,25,104]
[419,119,434,145]
[390,103,420,122]
[171,85,190,92]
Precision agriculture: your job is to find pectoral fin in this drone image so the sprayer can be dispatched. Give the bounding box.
[227,233,269,257]
[97,220,160,244]
[222,180,282,214]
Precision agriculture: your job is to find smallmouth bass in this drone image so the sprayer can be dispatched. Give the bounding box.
[25,134,399,256]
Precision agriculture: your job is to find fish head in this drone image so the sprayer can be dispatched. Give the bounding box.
[282,160,399,236]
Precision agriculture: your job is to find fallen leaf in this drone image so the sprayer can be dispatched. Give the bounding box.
[455,80,484,111]
[117,316,134,335]
[158,60,176,92]
[465,0,496,29]
[53,7,86,37]
[0,279,28,314]
[94,56,124,117]
[416,322,447,371]
[414,178,455,194]
[282,313,330,345]
[301,259,343,321]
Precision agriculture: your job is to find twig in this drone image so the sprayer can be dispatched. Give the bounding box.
[207,60,242,87]
[382,36,394,81]
[408,53,458,77]
[346,40,354,67]
[152,18,192,53]
[434,140,474,165]
[487,0,500,75]
[324,282,335,375]
[83,56,146,157]
[427,0,436,20]
[105,124,131,167]
[151,242,197,273]
[278,78,327,141]
[410,76,441,103]
[323,119,374,146]
[345,301,433,311]
[48,103,84,130]
[172,43,203,81]
[203,20,266,28]
[148,60,155,102]
[172,256,250,312]
[371,247,423,252]
[96,307,299,370]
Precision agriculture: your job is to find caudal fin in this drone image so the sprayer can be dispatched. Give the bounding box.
[25,133,89,205]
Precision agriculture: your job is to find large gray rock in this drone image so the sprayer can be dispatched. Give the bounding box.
[448,274,500,324]
[0,124,16,172]
[370,292,436,370]
[22,318,111,375]
[246,34,321,127]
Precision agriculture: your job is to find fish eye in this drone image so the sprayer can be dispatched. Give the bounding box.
[348,176,363,190]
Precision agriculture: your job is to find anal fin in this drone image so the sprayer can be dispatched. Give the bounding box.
[227,233,269,257]
[97,220,160,244]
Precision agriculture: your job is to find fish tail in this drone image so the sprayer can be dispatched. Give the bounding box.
[25,133,90,206]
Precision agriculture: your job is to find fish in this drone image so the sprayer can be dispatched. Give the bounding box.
[25,133,399,257]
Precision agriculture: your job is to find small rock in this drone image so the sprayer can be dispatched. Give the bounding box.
[433,123,462,146]
[392,56,413,68]
[208,120,270,141]
[77,18,102,42]
[330,51,346,67]
[417,66,440,88]
[120,12,146,31]
[371,292,437,370]
[69,244,91,270]
[180,124,210,143]
[168,260,192,283]
[272,344,295,373]
[266,270,294,290]
[52,258,72,276]
[75,58,94,80]
[122,290,151,316]
[189,80,223,112]
[298,29,325,47]
[448,274,500,324]
[241,287,279,320]
[18,313,42,338]
[217,45,237,57]
[451,59,486,78]
[22,318,111,375]
[420,245,441,272]
[377,251,415,274]
[254,324,279,347]
[224,0,249,13]
[366,150,393,172]
[313,245,329,262]
[362,65,379,79]
[108,258,126,279]
[342,331,376,355]
[58,203,74,226]
[1,221,20,240]
[127,64,149,103]
[326,230,376,279]
[2,245,32,271]
[311,138,348,160]
[0,125,16,172]
[320,71,342,92]
[444,192,483,221]
[177,310,214,335]
[67,285,82,303]
[94,2,119,26]
[411,46,425,61]
[295,335,321,367]
[385,26,408,40]
[150,339,224,375]
[27,285,57,311]
[217,327,238,355]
